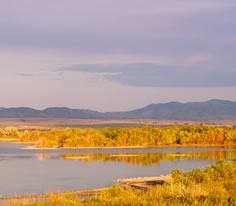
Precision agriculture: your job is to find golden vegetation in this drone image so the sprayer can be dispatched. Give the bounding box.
[1,125,236,148]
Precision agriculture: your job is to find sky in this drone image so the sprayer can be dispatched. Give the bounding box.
[0,0,236,112]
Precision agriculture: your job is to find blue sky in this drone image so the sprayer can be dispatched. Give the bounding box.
[0,0,236,111]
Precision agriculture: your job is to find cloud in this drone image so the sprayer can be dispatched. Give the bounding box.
[185,56,209,65]
[0,0,236,57]
[1,0,236,110]
[60,64,236,87]
[16,73,33,77]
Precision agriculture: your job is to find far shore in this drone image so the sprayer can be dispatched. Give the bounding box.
[1,139,235,150]
[0,138,19,141]
[1,138,235,150]
[22,143,236,150]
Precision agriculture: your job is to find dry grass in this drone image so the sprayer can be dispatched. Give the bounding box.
[0,118,235,130]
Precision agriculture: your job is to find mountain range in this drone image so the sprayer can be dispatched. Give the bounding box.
[0,100,236,121]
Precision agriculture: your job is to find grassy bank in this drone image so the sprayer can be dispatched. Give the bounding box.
[5,160,236,206]
[1,125,236,148]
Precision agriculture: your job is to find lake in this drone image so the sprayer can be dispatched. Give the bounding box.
[0,142,235,197]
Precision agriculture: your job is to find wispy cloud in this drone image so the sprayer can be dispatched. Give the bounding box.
[1,0,236,109]
[16,73,33,77]
[60,63,236,87]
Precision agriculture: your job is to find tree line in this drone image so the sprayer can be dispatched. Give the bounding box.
[0,125,236,148]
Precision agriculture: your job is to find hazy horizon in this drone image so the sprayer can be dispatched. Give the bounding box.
[0,99,235,113]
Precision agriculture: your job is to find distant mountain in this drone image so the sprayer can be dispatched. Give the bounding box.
[42,107,102,119]
[0,100,236,120]
[105,100,236,120]
[0,107,101,119]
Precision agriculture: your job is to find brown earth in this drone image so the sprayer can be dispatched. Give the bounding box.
[0,118,235,130]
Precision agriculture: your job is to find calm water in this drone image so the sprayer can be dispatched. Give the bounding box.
[0,142,235,197]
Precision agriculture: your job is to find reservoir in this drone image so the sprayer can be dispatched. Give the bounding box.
[0,142,235,197]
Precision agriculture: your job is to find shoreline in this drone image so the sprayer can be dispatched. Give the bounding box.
[22,143,236,150]
[0,139,19,141]
[1,139,235,150]
[0,187,108,201]
[0,175,171,201]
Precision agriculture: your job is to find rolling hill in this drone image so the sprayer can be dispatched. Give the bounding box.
[0,100,236,120]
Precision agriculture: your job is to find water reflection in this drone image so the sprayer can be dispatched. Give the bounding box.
[60,150,236,166]
[0,142,236,197]
[37,154,53,161]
